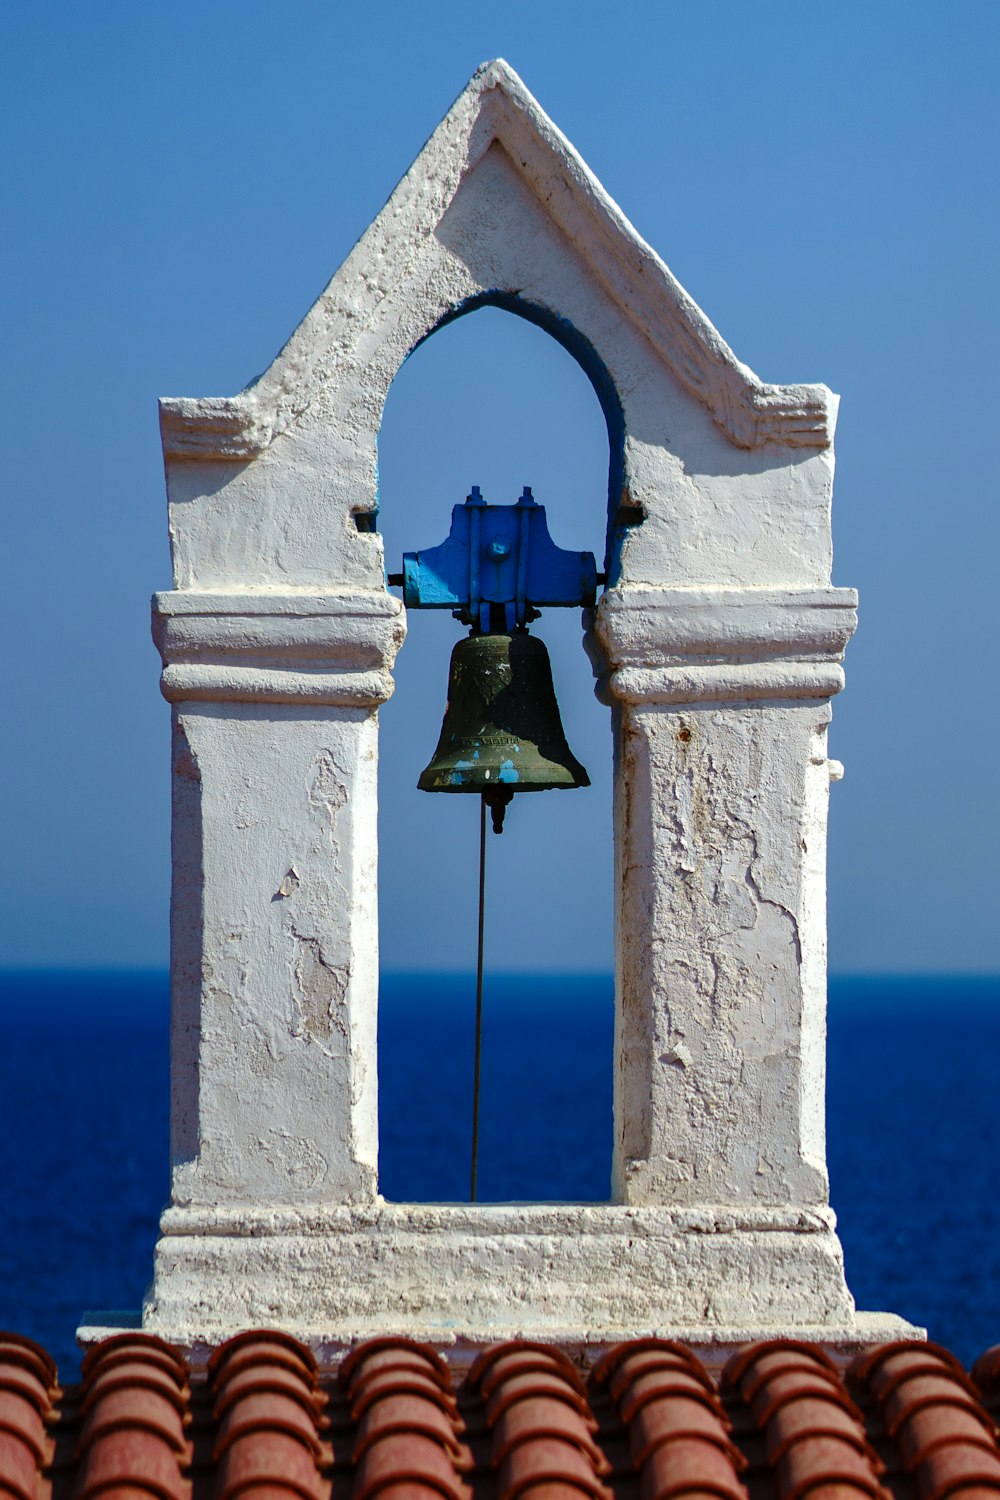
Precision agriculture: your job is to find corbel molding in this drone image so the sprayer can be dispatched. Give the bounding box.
[152,589,405,706]
[590,585,857,706]
[158,396,271,461]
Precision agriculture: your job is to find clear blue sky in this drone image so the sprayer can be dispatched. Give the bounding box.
[2,1,997,974]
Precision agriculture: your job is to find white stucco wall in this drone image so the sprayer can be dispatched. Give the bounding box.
[130,61,921,1353]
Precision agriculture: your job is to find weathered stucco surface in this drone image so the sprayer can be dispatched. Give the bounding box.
[122,60,922,1354]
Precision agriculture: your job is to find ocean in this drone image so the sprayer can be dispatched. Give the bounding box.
[0,971,997,1376]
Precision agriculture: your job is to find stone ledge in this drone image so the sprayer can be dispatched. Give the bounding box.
[152,589,405,617]
[158,1200,841,1237]
[77,1311,925,1373]
[139,1212,862,1340]
[158,663,398,706]
[605,661,846,706]
[589,586,857,705]
[592,586,859,661]
[152,588,406,705]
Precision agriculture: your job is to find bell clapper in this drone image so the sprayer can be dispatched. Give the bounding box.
[484,786,513,835]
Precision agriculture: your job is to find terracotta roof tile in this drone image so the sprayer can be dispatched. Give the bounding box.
[344,1341,451,1390]
[0,1336,58,1395]
[848,1341,1000,1500]
[638,1436,747,1500]
[473,1342,611,1500]
[0,1428,45,1500]
[473,1347,587,1399]
[722,1342,889,1500]
[0,1392,49,1466]
[355,1391,466,1460]
[7,1331,1000,1500]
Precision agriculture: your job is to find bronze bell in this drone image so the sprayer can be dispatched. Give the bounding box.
[418,630,589,831]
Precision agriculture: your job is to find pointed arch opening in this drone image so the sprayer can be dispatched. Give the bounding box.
[375,301,618,1204]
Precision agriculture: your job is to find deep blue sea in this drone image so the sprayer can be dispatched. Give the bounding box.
[1,971,998,1378]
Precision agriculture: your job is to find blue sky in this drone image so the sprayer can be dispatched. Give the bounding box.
[1,1,997,974]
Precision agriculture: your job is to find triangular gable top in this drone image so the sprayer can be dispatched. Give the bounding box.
[160,59,835,461]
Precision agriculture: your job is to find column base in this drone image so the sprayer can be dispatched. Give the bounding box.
[78,1201,924,1365]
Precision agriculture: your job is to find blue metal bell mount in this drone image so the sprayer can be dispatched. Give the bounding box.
[400,486,597,631]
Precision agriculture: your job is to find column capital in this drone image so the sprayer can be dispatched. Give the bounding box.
[589,585,857,706]
[152,589,406,707]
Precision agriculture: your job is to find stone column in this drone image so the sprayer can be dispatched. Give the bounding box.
[152,589,405,1212]
[590,585,857,1211]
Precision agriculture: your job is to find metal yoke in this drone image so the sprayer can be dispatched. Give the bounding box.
[400,486,598,632]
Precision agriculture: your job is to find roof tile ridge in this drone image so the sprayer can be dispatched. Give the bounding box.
[469,1342,586,1397]
[0,1327,64,1500]
[592,1340,714,1391]
[75,1337,194,1500]
[340,1338,451,1390]
[80,1332,186,1384]
[0,1334,59,1394]
[209,1331,329,1500]
[849,1342,1000,1500]
[207,1330,319,1388]
[343,1340,472,1500]
[720,1343,839,1395]
[476,1342,612,1500]
[725,1342,889,1500]
[603,1340,748,1500]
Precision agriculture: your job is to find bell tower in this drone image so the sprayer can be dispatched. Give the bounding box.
[109,60,918,1358]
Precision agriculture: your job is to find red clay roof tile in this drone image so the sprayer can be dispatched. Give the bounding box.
[355,1430,471,1500]
[80,1334,185,1383]
[627,1394,742,1468]
[474,1348,586,1400]
[212,1366,323,1423]
[6,1331,1000,1500]
[762,1399,877,1467]
[896,1405,999,1470]
[607,1351,717,1399]
[487,1374,594,1427]
[82,1361,189,1417]
[352,1372,461,1423]
[619,1373,727,1427]
[0,1391,49,1465]
[914,1444,1000,1500]
[493,1396,608,1470]
[972,1350,1000,1389]
[74,1427,190,1500]
[77,1386,188,1455]
[342,1341,450,1388]
[497,1432,612,1500]
[213,1430,325,1500]
[724,1347,839,1391]
[214,1391,325,1461]
[0,1427,44,1500]
[593,1342,712,1386]
[638,1435,748,1500]
[0,1335,57,1399]
[355,1392,467,1461]
[775,1436,888,1500]
[209,1335,317,1391]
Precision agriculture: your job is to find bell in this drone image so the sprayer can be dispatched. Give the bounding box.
[418,631,589,829]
